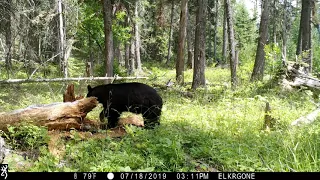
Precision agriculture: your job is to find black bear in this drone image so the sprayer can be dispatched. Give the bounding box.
[87,82,163,129]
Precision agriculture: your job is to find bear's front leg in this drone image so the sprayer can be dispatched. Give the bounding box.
[106,110,121,129]
[99,109,109,130]
[99,109,106,122]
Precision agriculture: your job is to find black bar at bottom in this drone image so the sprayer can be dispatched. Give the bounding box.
[3,172,320,180]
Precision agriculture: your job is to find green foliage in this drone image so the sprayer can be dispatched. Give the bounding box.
[312,28,320,73]
[74,0,104,63]
[91,60,127,77]
[2,124,49,150]
[264,43,282,78]
[2,64,320,172]
[113,11,131,44]
[2,0,320,173]
[29,146,62,172]
[68,57,86,77]
[234,2,257,49]
[143,27,169,62]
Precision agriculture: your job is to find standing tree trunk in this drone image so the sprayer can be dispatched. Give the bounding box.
[58,0,67,78]
[166,0,175,65]
[125,42,130,74]
[124,15,130,74]
[192,0,207,90]
[296,0,312,73]
[88,32,94,76]
[222,3,228,64]
[207,4,212,66]
[4,0,12,77]
[213,0,218,63]
[225,0,237,88]
[114,40,122,66]
[272,0,277,45]
[296,24,302,56]
[102,0,114,78]
[176,0,188,84]
[129,33,135,75]
[251,0,270,81]
[187,12,194,69]
[282,0,288,63]
[134,1,142,72]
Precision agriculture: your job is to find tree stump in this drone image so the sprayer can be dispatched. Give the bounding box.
[63,84,84,102]
[263,102,277,130]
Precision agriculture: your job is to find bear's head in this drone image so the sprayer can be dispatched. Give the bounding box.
[86,85,94,97]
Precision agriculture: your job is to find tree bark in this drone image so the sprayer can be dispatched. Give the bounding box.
[166,0,175,65]
[88,33,94,76]
[58,0,67,78]
[125,42,130,73]
[225,0,237,88]
[129,34,135,75]
[0,97,99,132]
[156,0,165,28]
[251,0,270,81]
[272,0,277,45]
[63,84,84,102]
[222,2,228,64]
[192,0,208,90]
[134,1,142,72]
[114,40,122,66]
[4,0,12,77]
[102,0,114,78]
[297,0,312,73]
[282,0,288,63]
[124,15,130,74]
[213,0,218,63]
[0,137,5,164]
[176,0,188,84]
[187,11,194,69]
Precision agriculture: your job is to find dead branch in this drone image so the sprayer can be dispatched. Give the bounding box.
[291,107,320,126]
[0,76,148,84]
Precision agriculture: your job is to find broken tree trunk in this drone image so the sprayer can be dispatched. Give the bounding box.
[0,97,99,132]
[263,102,277,130]
[0,137,5,164]
[279,62,320,126]
[63,84,84,102]
[282,62,320,89]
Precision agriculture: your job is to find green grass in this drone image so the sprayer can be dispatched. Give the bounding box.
[1,60,320,172]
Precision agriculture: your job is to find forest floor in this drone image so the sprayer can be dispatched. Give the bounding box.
[0,61,320,172]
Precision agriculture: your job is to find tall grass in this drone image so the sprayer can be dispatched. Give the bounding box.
[0,60,319,172]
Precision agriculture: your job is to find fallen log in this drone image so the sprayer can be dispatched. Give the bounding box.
[291,107,320,126]
[0,137,5,164]
[0,97,99,132]
[281,62,320,98]
[285,64,320,89]
[278,62,320,126]
[0,76,148,84]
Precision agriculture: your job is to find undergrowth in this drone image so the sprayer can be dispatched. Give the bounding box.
[0,59,319,172]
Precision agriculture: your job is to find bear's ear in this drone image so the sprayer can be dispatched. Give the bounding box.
[87,85,92,92]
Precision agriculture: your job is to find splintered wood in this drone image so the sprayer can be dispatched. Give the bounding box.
[0,97,99,132]
[63,84,84,102]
